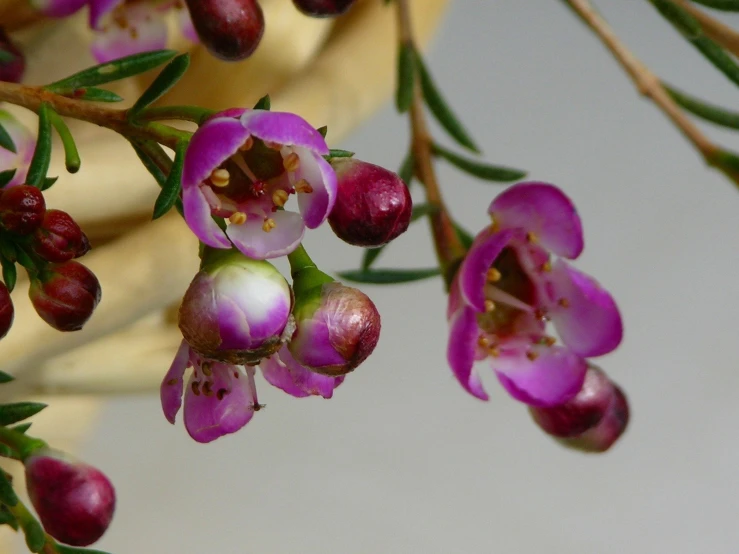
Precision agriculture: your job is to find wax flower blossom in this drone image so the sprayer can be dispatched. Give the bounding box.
[0,110,36,188]
[447,182,623,407]
[181,109,337,259]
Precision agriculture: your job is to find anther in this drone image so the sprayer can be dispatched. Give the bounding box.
[216,388,228,400]
[478,336,491,349]
[229,212,247,225]
[210,168,230,188]
[489,347,500,358]
[542,336,556,346]
[166,378,179,386]
[202,381,214,397]
[272,189,289,207]
[239,136,254,151]
[191,381,201,396]
[526,350,539,361]
[486,268,502,282]
[484,299,496,312]
[294,179,313,194]
[540,261,552,273]
[527,231,538,243]
[264,141,283,151]
[201,362,212,377]
[283,152,300,172]
[558,298,570,308]
[262,218,276,232]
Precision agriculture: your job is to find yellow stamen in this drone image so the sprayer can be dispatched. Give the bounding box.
[283,152,300,172]
[265,141,283,151]
[191,381,201,396]
[210,168,230,188]
[527,231,538,244]
[542,336,556,346]
[201,362,212,377]
[229,212,247,225]
[272,189,289,207]
[526,350,539,361]
[239,136,254,151]
[486,268,501,282]
[489,347,500,358]
[295,179,313,194]
[541,261,552,273]
[478,336,491,349]
[558,298,570,308]
[262,218,276,232]
[484,300,496,312]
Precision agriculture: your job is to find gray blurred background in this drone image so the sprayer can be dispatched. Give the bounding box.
[68,2,739,553]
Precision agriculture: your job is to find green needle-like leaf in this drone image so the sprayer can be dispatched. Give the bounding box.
[40,176,58,191]
[0,507,18,529]
[0,471,18,506]
[396,42,416,113]
[152,141,186,219]
[47,50,177,92]
[665,83,739,128]
[690,0,739,10]
[339,267,441,284]
[71,87,124,103]
[326,149,354,158]
[1,258,16,293]
[433,143,526,182]
[415,52,480,153]
[0,123,16,154]
[253,94,271,110]
[0,402,47,426]
[131,140,168,187]
[410,202,438,221]
[0,371,14,384]
[25,104,52,189]
[129,53,190,116]
[398,150,415,187]
[11,423,32,434]
[453,222,475,249]
[0,169,16,188]
[23,519,46,553]
[317,126,328,138]
[48,110,80,174]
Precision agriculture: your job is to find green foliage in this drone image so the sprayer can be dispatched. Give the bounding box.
[0,169,16,188]
[0,122,16,154]
[665,84,739,128]
[152,142,186,219]
[25,104,52,189]
[129,53,191,116]
[339,267,441,284]
[0,403,47,426]
[396,42,416,113]
[48,110,81,174]
[433,143,526,182]
[253,94,271,110]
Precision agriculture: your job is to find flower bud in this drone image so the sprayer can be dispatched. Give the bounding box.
[32,209,90,263]
[292,0,356,16]
[0,28,25,83]
[289,282,380,376]
[0,281,13,339]
[557,385,629,453]
[328,158,412,247]
[184,0,264,61]
[29,261,101,331]
[0,184,46,235]
[179,250,293,365]
[25,449,115,547]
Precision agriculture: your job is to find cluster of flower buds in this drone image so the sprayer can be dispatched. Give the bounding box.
[447,182,628,452]
[25,449,116,546]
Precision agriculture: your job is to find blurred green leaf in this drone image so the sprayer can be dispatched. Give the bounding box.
[0,371,14,384]
[0,169,16,188]
[25,104,52,189]
[0,471,17,506]
[453,222,475,249]
[71,87,124,103]
[253,94,271,110]
[131,140,168,187]
[11,423,32,434]
[40,176,58,191]
[0,123,16,154]
[410,202,438,221]
[690,0,739,10]
[0,50,15,64]
[317,125,328,138]
[152,141,186,219]
[433,143,526,182]
[665,83,739,128]
[0,506,18,529]
[415,52,480,153]
[339,267,440,284]
[23,519,46,553]
[129,54,190,116]
[396,42,416,113]
[0,403,47,426]
[1,257,16,293]
[398,150,415,187]
[48,110,80,174]
[327,149,354,158]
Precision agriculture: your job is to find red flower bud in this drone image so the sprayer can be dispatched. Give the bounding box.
[184,0,264,61]
[0,28,25,83]
[0,281,13,339]
[25,450,116,547]
[0,184,46,235]
[32,209,90,263]
[292,0,356,16]
[328,158,412,247]
[29,261,101,331]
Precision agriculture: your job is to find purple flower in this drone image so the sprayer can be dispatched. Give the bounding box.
[88,0,197,63]
[28,0,87,18]
[162,341,344,442]
[0,110,36,188]
[181,109,337,259]
[178,249,294,365]
[447,182,622,407]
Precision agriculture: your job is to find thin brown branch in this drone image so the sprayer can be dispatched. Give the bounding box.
[673,0,739,57]
[395,0,466,282]
[565,0,739,188]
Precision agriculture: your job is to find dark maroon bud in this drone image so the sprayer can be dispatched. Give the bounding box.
[25,449,116,547]
[0,184,46,235]
[328,158,412,248]
[32,209,90,263]
[529,366,613,438]
[292,0,356,17]
[29,261,101,332]
[184,0,265,61]
[556,385,629,453]
[0,281,13,339]
[0,28,25,83]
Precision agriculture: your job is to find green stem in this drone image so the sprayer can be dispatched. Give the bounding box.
[48,111,81,174]
[0,427,47,461]
[287,244,316,276]
[136,105,215,124]
[288,244,333,296]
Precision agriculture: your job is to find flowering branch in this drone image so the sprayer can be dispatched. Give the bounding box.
[673,0,739,57]
[395,0,466,283]
[564,0,739,190]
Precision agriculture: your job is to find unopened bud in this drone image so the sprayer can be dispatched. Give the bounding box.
[0,28,25,83]
[0,184,46,235]
[0,281,13,339]
[292,0,356,16]
[30,261,101,331]
[328,158,412,247]
[289,282,380,376]
[25,449,115,547]
[556,385,629,453]
[179,250,293,365]
[32,210,90,263]
[184,0,265,61]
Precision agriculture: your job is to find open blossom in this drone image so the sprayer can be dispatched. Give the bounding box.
[0,110,36,187]
[161,341,343,442]
[447,182,622,407]
[181,109,337,259]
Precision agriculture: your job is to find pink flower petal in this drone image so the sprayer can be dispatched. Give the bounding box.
[182,184,231,248]
[447,306,489,400]
[547,260,623,357]
[89,0,123,29]
[241,110,330,155]
[261,347,343,399]
[160,340,190,424]
[177,5,199,42]
[493,343,587,407]
[489,182,584,259]
[226,209,305,259]
[184,365,255,443]
[459,227,516,313]
[29,0,87,17]
[292,149,336,229]
[182,116,250,189]
[90,7,168,63]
